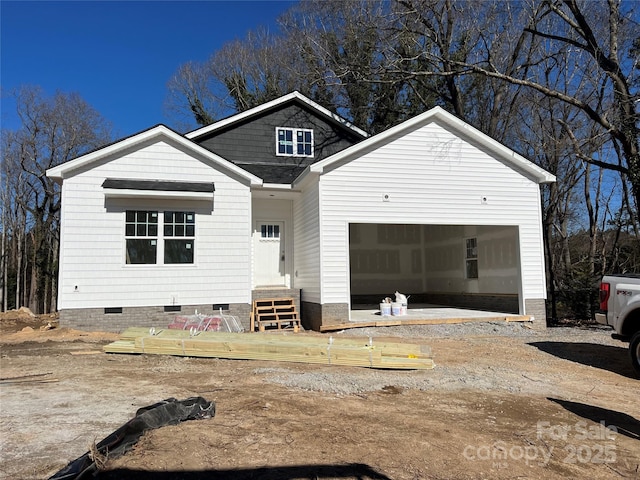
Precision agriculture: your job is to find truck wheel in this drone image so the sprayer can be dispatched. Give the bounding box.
[630,331,640,377]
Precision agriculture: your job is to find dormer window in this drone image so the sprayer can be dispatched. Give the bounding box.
[276,127,313,157]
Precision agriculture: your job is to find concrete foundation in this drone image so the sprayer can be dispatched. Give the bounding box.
[524,298,548,330]
[301,302,350,331]
[57,293,546,333]
[59,303,251,333]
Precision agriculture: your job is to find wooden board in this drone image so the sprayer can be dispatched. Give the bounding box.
[103,328,434,370]
[319,315,532,332]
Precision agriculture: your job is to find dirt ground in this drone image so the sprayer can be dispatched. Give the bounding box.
[1,309,639,480]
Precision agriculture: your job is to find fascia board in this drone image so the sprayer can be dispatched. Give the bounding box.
[185,91,368,140]
[45,127,167,180]
[434,109,557,184]
[46,125,263,186]
[260,183,293,190]
[291,167,319,190]
[291,92,369,137]
[102,189,214,200]
[308,110,433,174]
[308,106,556,184]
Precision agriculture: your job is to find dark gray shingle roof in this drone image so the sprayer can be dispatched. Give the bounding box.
[234,164,306,184]
[102,179,215,192]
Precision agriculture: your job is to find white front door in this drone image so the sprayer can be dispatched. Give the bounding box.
[254,221,286,286]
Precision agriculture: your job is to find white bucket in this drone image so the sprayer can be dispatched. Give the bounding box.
[380,303,391,316]
[391,302,402,316]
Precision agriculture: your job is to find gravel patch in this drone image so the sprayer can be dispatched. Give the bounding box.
[335,321,612,339]
[256,322,626,396]
[259,363,538,396]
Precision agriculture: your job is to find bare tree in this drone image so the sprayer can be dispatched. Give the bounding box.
[166,27,317,129]
[281,0,395,131]
[1,86,112,313]
[167,0,432,133]
[398,0,639,212]
[165,61,219,129]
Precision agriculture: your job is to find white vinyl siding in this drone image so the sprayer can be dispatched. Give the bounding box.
[57,140,251,309]
[293,180,321,303]
[318,122,547,307]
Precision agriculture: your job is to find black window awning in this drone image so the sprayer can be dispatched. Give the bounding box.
[102,179,215,193]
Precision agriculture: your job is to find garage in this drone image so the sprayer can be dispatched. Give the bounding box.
[295,105,554,330]
[349,223,521,315]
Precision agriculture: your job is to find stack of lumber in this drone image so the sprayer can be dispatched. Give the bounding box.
[104,328,434,370]
[250,298,300,332]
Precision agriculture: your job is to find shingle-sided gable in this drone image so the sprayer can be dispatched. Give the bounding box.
[191,99,366,184]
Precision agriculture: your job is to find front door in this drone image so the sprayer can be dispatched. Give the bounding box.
[254,221,286,286]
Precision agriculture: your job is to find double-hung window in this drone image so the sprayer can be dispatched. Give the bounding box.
[125,210,195,265]
[465,237,478,279]
[163,211,195,264]
[125,211,158,264]
[276,127,313,157]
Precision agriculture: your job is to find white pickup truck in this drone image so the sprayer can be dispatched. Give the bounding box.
[595,274,640,376]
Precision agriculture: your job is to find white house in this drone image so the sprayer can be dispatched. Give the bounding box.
[47,92,555,331]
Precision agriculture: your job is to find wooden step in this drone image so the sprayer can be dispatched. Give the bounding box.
[256,308,297,315]
[251,297,300,332]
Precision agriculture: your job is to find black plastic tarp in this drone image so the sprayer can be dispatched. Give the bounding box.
[49,396,215,480]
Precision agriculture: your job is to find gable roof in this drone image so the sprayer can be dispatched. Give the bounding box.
[301,106,556,185]
[46,124,263,186]
[185,91,369,140]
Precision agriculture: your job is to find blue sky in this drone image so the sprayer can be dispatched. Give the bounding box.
[1,0,295,137]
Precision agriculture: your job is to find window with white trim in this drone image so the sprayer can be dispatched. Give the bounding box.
[465,237,478,279]
[125,210,195,265]
[163,211,195,264]
[260,224,280,239]
[276,127,313,157]
[125,210,158,264]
